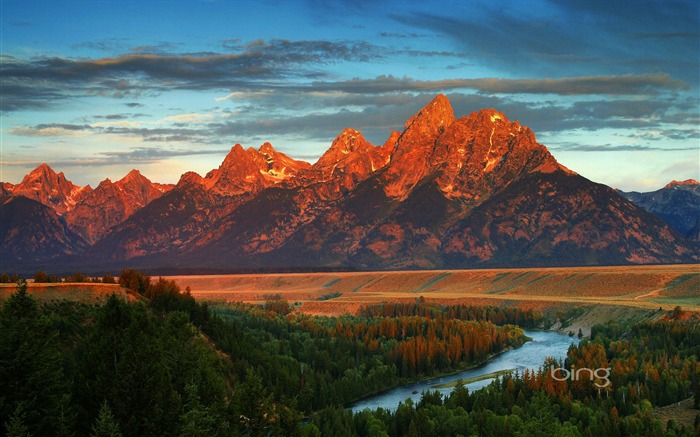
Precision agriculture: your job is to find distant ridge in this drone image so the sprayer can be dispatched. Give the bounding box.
[620,180,700,241]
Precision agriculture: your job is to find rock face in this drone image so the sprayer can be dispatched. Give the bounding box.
[1,95,697,272]
[202,143,310,195]
[0,196,86,265]
[382,94,456,199]
[7,164,92,214]
[619,179,700,240]
[173,95,696,270]
[64,170,173,244]
[86,143,310,261]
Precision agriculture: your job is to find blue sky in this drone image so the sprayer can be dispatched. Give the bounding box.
[1,0,698,191]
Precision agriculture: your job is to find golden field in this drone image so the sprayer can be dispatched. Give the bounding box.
[0,282,136,303]
[165,264,700,316]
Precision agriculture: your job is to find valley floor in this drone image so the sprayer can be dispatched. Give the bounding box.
[165,264,700,319]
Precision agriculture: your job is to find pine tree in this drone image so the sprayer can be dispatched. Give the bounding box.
[90,400,122,437]
[179,384,217,437]
[237,368,273,437]
[0,280,75,436]
[90,401,122,437]
[4,405,30,437]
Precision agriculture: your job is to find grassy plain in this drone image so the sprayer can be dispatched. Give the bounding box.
[165,264,700,318]
[0,282,136,303]
[2,265,696,325]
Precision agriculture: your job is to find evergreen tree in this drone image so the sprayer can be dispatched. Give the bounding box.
[90,401,122,437]
[179,384,218,437]
[0,281,75,436]
[3,405,30,437]
[237,368,274,437]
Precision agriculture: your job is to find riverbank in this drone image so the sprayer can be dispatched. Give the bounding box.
[349,330,578,412]
[431,368,516,389]
[548,304,665,337]
[344,339,527,410]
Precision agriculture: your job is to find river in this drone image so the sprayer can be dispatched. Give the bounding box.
[350,330,580,412]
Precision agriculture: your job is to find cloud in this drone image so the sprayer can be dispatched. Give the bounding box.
[9,124,92,137]
[630,129,700,141]
[549,143,697,152]
[91,120,141,129]
[379,32,429,38]
[161,113,220,124]
[97,146,229,163]
[0,39,387,112]
[215,90,274,102]
[304,74,688,96]
[7,120,225,144]
[129,42,181,54]
[394,0,700,83]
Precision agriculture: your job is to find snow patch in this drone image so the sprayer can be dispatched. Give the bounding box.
[490,114,502,122]
[484,157,500,172]
[484,127,499,172]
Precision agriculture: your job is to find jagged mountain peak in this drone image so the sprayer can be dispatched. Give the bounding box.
[176,171,205,188]
[22,163,63,184]
[397,94,455,149]
[259,141,276,155]
[382,96,457,199]
[10,163,91,214]
[4,94,697,271]
[202,142,310,195]
[382,96,568,200]
[315,128,375,168]
[333,128,369,152]
[96,178,113,189]
[292,128,391,196]
[64,168,171,244]
[404,94,455,131]
[121,168,144,180]
[665,179,699,189]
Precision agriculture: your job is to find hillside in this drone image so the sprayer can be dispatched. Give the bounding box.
[0,282,136,304]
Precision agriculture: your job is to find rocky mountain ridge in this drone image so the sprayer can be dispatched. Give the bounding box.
[619,179,700,241]
[1,95,697,272]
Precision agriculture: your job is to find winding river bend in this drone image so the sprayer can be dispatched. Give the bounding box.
[350,330,580,412]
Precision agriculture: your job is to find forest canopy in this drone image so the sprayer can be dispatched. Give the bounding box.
[0,274,698,436]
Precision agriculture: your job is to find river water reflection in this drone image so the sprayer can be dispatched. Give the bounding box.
[350,330,580,412]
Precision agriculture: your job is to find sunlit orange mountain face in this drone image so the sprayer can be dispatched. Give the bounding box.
[1,95,697,273]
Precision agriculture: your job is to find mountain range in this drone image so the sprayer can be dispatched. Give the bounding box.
[1,95,697,273]
[618,180,700,241]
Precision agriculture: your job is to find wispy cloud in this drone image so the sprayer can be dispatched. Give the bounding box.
[550,143,698,152]
[303,74,688,95]
[9,124,92,137]
[97,146,229,162]
[394,0,699,83]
